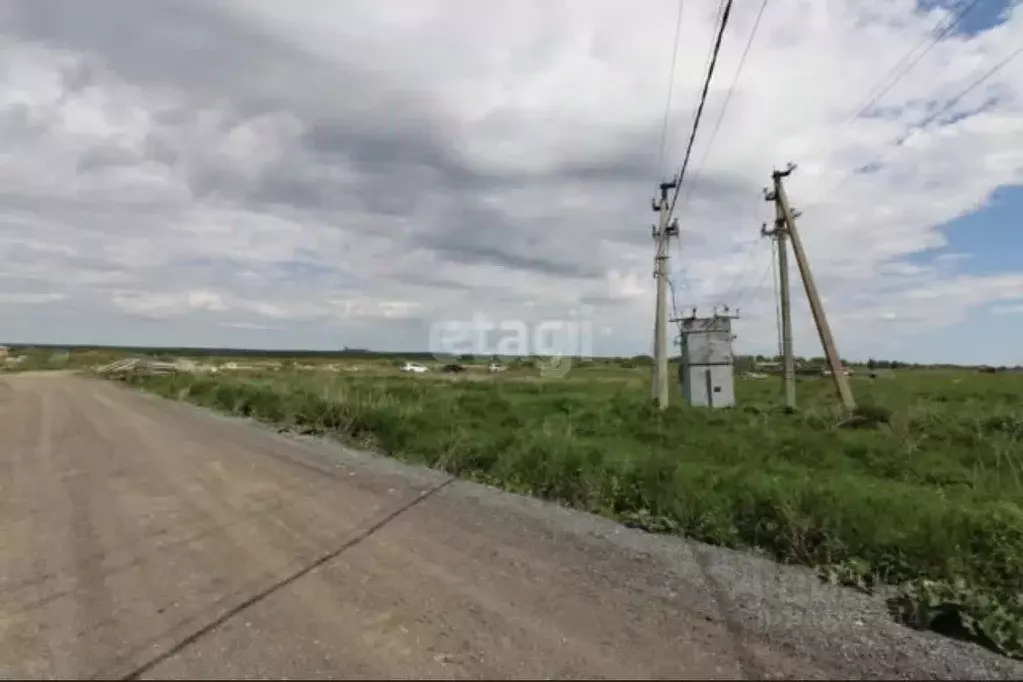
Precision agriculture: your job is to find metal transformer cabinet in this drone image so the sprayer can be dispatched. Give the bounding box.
[678,316,736,408]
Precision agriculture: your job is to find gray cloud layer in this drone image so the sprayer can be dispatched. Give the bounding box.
[2,0,1022,362]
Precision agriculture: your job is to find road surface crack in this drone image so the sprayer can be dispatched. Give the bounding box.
[115,476,457,680]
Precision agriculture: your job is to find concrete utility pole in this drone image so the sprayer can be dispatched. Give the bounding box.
[761,196,796,410]
[771,163,856,412]
[651,178,679,410]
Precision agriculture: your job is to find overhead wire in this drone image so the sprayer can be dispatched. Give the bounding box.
[658,1,1006,362]
[670,0,769,316]
[664,0,735,318]
[665,0,720,320]
[665,0,724,295]
[716,201,778,355]
[676,0,771,218]
[809,40,1023,210]
[668,276,681,321]
[699,0,729,105]
[711,237,763,312]
[656,0,687,179]
[688,0,727,131]
[658,0,691,327]
[806,0,985,177]
[914,43,1023,129]
[737,1,1005,362]
[844,0,986,125]
[712,193,768,308]
[679,0,987,325]
[665,0,735,223]
[805,0,1005,210]
[731,242,773,312]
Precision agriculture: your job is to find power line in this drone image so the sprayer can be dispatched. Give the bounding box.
[731,245,773,311]
[651,0,713,406]
[676,0,771,217]
[799,0,990,209]
[713,192,769,307]
[678,0,727,200]
[700,0,729,98]
[669,0,770,313]
[914,42,1023,130]
[665,0,735,222]
[655,0,687,324]
[811,41,1023,208]
[656,0,687,179]
[668,275,681,323]
[680,0,727,190]
[667,258,692,319]
[845,0,986,124]
[660,0,734,324]
[695,0,727,100]
[715,236,764,309]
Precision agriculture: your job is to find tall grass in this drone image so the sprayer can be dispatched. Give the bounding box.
[123,367,1023,657]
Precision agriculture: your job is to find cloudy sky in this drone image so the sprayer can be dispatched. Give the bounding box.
[1,0,1021,364]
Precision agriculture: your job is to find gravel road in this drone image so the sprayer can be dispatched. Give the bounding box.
[0,374,1020,679]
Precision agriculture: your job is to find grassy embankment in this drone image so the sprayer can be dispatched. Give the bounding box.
[119,363,1023,657]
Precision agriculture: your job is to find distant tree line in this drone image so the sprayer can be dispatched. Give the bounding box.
[2,343,1018,372]
[735,354,1020,373]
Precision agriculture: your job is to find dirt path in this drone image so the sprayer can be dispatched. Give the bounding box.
[0,374,1019,680]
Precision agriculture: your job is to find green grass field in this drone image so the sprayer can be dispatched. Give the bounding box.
[105,358,1023,657]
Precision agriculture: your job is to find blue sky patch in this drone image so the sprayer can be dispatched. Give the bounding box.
[906,184,1023,276]
[917,0,1016,37]
[914,302,1023,365]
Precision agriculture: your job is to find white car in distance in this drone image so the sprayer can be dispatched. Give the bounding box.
[400,361,429,373]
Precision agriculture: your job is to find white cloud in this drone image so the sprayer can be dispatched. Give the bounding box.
[0,0,1021,363]
[606,269,647,301]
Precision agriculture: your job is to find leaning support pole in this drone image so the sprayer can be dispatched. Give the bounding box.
[772,164,856,412]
